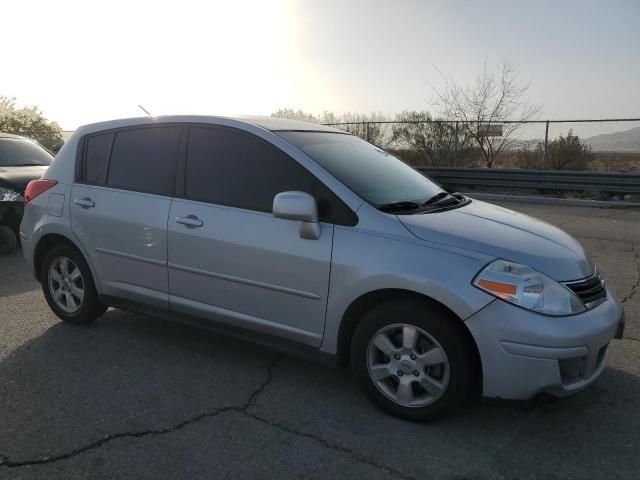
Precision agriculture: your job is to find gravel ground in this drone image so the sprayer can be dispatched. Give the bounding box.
[0,202,638,479]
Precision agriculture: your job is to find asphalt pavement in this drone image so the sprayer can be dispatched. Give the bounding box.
[0,202,638,479]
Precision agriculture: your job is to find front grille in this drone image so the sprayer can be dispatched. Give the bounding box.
[565,272,607,307]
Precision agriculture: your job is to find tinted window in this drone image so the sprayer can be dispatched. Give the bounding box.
[278,131,445,207]
[186,127,356,225]
[107,127,180,195]
[0,138,53,166]
[84,133,113,184]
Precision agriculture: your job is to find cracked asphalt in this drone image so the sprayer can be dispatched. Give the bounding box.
[1,202,639,479]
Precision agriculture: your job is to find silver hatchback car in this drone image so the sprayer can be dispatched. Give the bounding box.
[20,116,625,421]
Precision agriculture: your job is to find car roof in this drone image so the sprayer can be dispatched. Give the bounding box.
[73,115,347,136]
[0,132,28,140]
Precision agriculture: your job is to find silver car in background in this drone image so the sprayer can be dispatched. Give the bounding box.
[20,116,625,421]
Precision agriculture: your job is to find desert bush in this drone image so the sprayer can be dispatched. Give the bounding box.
[546,130,593,170]
[271,108,319,124]
[515,144,544,169]
[390,111,475,167]
[330,112,391,147]
[271,109,391,147]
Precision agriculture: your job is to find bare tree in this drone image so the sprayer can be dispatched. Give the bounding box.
[433,58,540,168]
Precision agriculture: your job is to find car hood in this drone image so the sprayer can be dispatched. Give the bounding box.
[398,200,593,281]
[0,165,48,194]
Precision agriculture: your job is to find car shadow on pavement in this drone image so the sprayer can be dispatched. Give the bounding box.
[0,308,638,478]
[0,249,39,297]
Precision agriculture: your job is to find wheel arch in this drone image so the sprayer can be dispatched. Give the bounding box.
[336,289,482,381]
[34,233,89,283]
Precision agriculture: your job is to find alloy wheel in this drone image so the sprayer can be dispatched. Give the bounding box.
[366,323,450,407]
[48,256,84,313]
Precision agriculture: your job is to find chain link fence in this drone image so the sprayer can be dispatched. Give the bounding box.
[322,119,640,172]
[6,121,640,172]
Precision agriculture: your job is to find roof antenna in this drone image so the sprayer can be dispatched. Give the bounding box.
[138,105,152,116]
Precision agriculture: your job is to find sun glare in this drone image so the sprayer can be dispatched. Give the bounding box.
[2,0,299,127]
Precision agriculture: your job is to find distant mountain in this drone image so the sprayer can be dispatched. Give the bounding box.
[583,125,640,153]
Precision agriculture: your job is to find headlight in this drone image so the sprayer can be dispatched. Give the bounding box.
[473,259,585,316]
[0,186,23,202]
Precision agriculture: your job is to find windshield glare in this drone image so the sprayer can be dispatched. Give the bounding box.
[278,131,445,207]
[0,138,53,166]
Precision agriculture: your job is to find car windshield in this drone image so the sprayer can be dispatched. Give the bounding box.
[0,137,53,166]
[278,131,446,208]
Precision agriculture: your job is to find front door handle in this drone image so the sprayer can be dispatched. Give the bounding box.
[175,215,203,228]
[74,198,95,208]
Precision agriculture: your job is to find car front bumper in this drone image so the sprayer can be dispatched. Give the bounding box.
[465,290,624,400]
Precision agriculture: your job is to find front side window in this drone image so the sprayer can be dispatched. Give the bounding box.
[106,127,181,196]
[278,131,447,208]
[185,126,356,225]
[0,138,53,166]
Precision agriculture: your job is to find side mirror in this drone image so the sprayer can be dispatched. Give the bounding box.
[273,191,321,240]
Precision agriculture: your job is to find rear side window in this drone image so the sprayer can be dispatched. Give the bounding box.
[106,127,181,196]
[185,127,357,225]
[84,133,113,184]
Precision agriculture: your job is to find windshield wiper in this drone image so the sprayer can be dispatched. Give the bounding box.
[423,192,453,205]
[379,193,466,213]
[378,201,423,212]
[423,191,465,207]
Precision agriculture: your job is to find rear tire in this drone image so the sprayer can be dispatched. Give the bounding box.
[40,243,107,324]
[350,298,473,422]
[0,226,17,254]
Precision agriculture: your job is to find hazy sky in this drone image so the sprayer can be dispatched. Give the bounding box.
[2,0,639,128]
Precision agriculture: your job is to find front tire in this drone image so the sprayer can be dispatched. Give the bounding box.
[351,299,473,421]
[40,243,106,324]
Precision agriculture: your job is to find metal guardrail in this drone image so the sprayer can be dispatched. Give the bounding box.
[416,167,640,194]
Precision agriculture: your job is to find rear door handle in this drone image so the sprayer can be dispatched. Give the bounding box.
[74,198,95,208]
[175,215,203,228]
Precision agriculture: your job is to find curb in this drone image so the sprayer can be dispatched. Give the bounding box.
[464,192,640,208]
